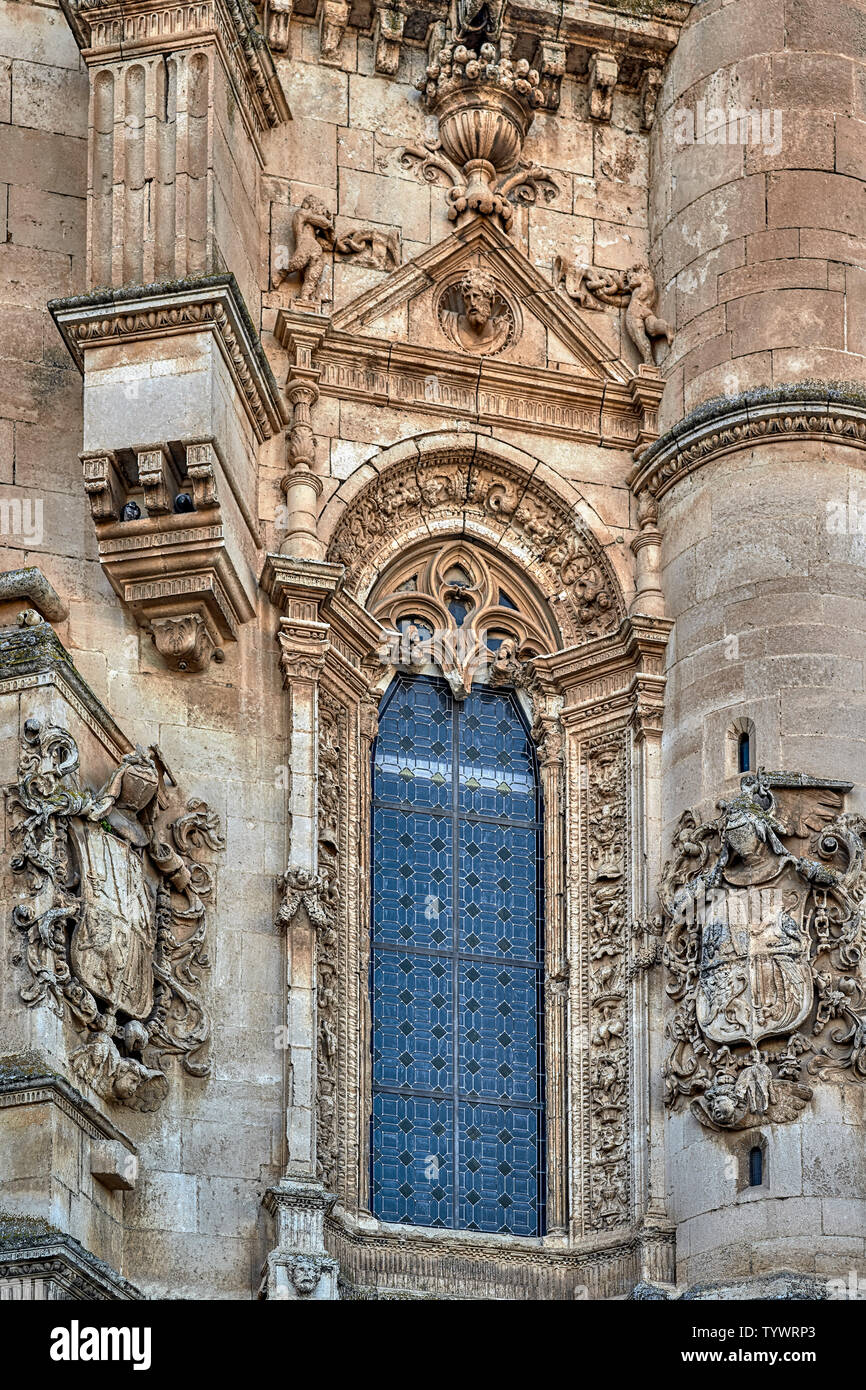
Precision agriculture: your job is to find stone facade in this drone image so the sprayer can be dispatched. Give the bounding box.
[1,0,865,1301]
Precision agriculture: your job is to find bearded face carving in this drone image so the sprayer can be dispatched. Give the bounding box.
[437,267,515,355]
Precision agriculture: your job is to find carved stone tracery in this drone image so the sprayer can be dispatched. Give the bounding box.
[327,456,624,649]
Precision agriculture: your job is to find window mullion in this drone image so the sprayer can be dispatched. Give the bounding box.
[450,686,460,1229]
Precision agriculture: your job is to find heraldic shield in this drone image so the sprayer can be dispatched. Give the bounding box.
[7,718,224,1111]
[660,770,866,1130]
[68,822,158,1022]
[695,869,813,1048]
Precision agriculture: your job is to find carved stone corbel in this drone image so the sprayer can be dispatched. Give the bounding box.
[135,445,173,516]
[588,51,619,122]
[81,450,125,522]
[81,437,255,672]
[639,66,664,130]
[267,0,293,54]
[373,1,406,75]
[320,0,349,62]
[149,613,218,673]
[536,40,566,111]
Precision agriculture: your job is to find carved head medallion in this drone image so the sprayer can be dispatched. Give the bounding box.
[436,267,517,355]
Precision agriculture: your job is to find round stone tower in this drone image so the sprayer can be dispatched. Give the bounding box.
[643,0,866,1292]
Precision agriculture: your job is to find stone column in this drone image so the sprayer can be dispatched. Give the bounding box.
[645,0,866,1291]
[280,367,326,562]
[532,714,569,1238]
[260,555,344,1299]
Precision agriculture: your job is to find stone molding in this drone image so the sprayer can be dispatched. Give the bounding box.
[283,0,688,122]
[50,277,287,445]
[629,386,866,499]
[0,1225,145,1301]
[60,0,290,141]
[0,621,133,760]
[0,1058,138,1151]
[327,1207,675,1299]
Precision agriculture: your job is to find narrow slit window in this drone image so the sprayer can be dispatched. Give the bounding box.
[748,1145,763,1186]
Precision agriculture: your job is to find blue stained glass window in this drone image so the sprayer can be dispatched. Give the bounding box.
[370,674,545,1236]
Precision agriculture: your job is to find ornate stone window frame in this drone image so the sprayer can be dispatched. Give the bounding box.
[264,434,674,1297]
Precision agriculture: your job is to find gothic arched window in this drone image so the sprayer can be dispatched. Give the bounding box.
[370,673,546,1236]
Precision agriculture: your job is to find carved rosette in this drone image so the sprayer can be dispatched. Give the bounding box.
[327,457,623,649]
[583,732,631,1230]
[6,719,224,1110]
[660,771,866,1131]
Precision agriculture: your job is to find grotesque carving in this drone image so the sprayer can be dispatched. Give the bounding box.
[274,198,403,307]
[661,771,866,1130]
[274,196,336,307]
[437,266,516,355]
[7,719,223,1110]
[553,258,673,364]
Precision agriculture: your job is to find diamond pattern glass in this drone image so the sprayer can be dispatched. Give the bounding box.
[370,673,545,1236]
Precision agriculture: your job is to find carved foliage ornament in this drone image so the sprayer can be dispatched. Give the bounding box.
[585,733,631,1230]
[660,771,866,1131]
[7,719,224,1110]
[327,459,623,650]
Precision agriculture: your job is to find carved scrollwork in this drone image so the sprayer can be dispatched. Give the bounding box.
[584,733,631,1230]
[7,719,223,1110]
[327,458,624,650]
[660,769,866,1130]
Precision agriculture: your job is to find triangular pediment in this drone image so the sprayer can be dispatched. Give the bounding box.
[329,218,632,385]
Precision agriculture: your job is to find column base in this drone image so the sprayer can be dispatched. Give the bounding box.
[259,1178,340,1301]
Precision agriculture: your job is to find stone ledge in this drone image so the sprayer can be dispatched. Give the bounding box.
[0,1217,144,1301]
[0,621,132,759]
[630,382,866,499]
[0,1055,137,1153]
[49,275,288,445]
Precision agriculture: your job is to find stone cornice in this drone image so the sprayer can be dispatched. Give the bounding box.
[0,1224,144,1300]
[629,384,866,499]
[59,0,290,139]
[314,334,645,448]
[0,621,133,759]
[0,1058,137,1150]
[535,613,672,724]
[50,276,288,444]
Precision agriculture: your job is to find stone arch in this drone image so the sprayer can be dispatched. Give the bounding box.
[322,431,628,651]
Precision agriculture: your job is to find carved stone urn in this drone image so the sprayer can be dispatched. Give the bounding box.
[414,40,550,231]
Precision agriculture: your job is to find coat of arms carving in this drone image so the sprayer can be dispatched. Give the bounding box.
[7,718,224,1111]
[660,771,866,1130]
